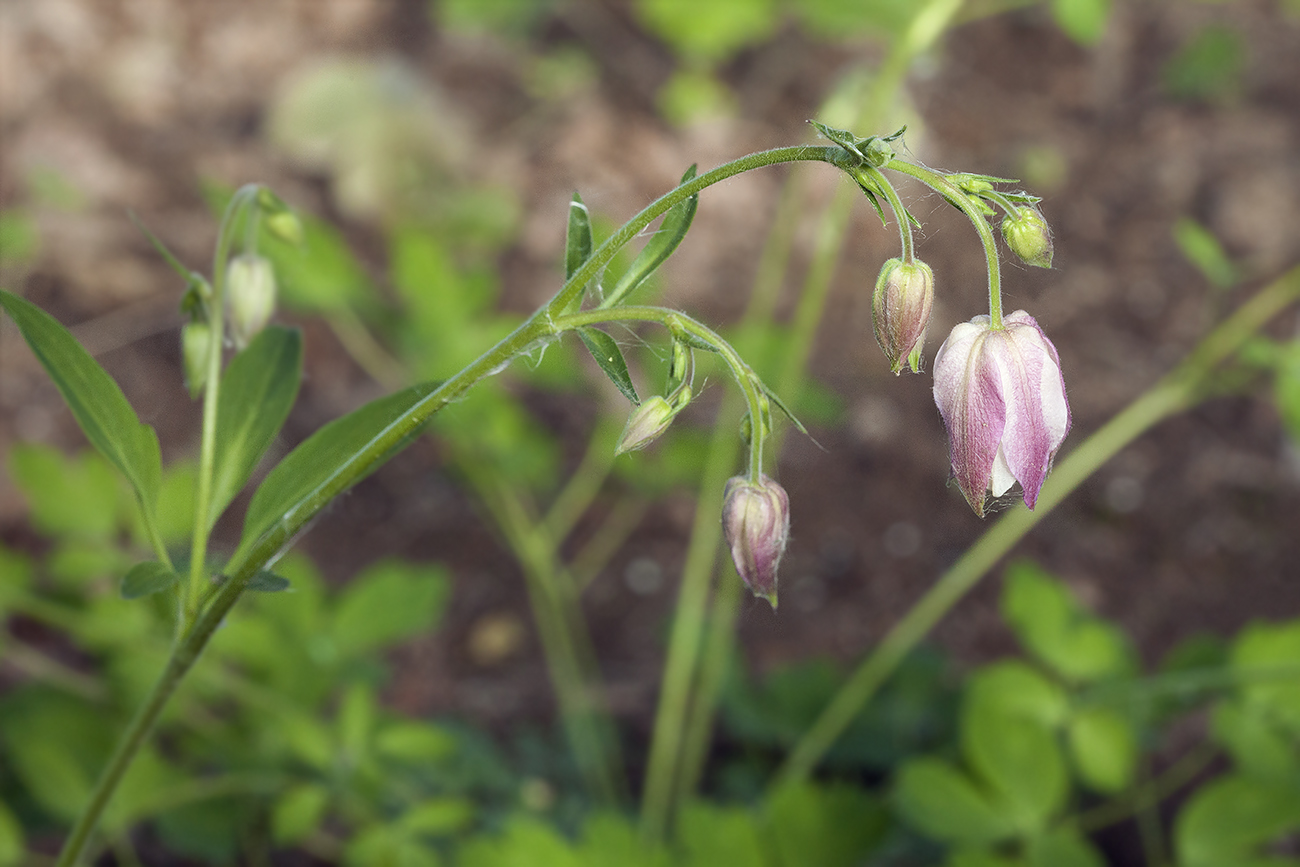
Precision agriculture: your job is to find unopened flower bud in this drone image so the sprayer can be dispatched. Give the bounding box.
[1001,207,1054,269]
[721,474,790,609]
[872,257,935,374]
[265,210,304,247]
[226,254,277,349]
[932,310,1071,517]
[615,396,675,455]
[181,321,213,399]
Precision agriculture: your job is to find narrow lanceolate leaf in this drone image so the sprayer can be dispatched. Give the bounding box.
[756,378,810,438]
[601,164,699,309]
[577,327,638,404]
[121,561,181,599]
[209,327,302,529]
[565,192,593,281]
[235,380,442,565]
[0,291,162,524]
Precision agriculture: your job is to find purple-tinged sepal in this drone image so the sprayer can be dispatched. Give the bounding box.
[932,310,1071,517]
[721,474,790,608]
[872,257,935,374]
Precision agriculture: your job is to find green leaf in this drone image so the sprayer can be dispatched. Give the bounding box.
[247,570,291,592]
[962,701,1067,835]
[1025,829,1105,867]
[1173,217,1238,289]
[458,816,581,867]
[1001,561,1132,683]
[967,661,1069,728]
[764,782,888,867]
[121,560,181,599]
[1175,775,1300,867]
[375,721,458,765]
[1232,619,1300,735]
[331,559,449,658]
[894,758,1015,846]
[1274,339,1300,443]
[0,801,24,867]
[757,378,811,438]
[565,192,593,280]
[236,380,441,565]
[272,783,330,845]
[1211,701,1299,783]
[400,797,475,836]
[636,0,776,64]
[8,444,122,540]
[1067,707,1137,793]
[1,291,162,531]
[1162,25,1246,103]
[578,327,639,404]
[603,165,699,308]
[677,801,766,867]
[210,326,302,528]
[1050,0,1111,45]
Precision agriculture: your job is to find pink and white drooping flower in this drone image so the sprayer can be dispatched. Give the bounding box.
[932,310,1071,517]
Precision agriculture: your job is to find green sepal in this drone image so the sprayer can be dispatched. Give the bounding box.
[672,330,721,353]
[121,561,182,599]
[577,327,639,405]
[0,291,163,538]
[601,165,699,309]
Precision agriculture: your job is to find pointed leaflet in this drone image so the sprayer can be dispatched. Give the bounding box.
[208,326,302,529]
[235,380,441,565]
[601,165,699,309]
[0,291,162,528]
[577,327,639,405]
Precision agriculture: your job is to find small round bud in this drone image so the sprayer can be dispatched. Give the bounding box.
[226,253,277,349]
[1001,207,1054,269]
[615,396,675,455]
[181,321,213,399]
[265,210,304,247]
[871,257,935,375]
[721,474,790,609]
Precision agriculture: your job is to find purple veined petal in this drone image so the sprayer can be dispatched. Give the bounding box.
[995,313,1072,509]
[933,316,1005,516]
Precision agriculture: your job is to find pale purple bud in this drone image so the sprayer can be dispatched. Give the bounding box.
[932,310,1071,517]
[872,258,934,374]
[721,474,790,609]
[1001,207,1054,269]
[226,253,277,349]
[615,396,675,455]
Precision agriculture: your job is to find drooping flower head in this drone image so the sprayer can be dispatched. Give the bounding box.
[872,257,935,374]
[721,474,790,608]
[932,310,1070,517]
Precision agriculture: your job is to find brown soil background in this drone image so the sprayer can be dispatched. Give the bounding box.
[2,0,1298,790]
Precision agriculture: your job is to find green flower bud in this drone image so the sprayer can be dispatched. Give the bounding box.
[226,253,277,349]
[181,321,213,399]
[871,257,934,375]
[615,396,675,455]
[265,210,304,247]
[1001,206,1054,269]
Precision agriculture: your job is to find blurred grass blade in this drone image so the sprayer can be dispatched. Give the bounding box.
[235,380,441,564]
[601,165,699,309]
[1173,217,1237,289]
[0,290,162,528]
[578,327,639,404]
[209,326,302,529]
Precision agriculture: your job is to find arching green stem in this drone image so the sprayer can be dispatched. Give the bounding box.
[862,166,915,264]
[887,159,1004,327]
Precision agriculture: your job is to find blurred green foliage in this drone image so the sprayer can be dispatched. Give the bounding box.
[1162,24,1246,103]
